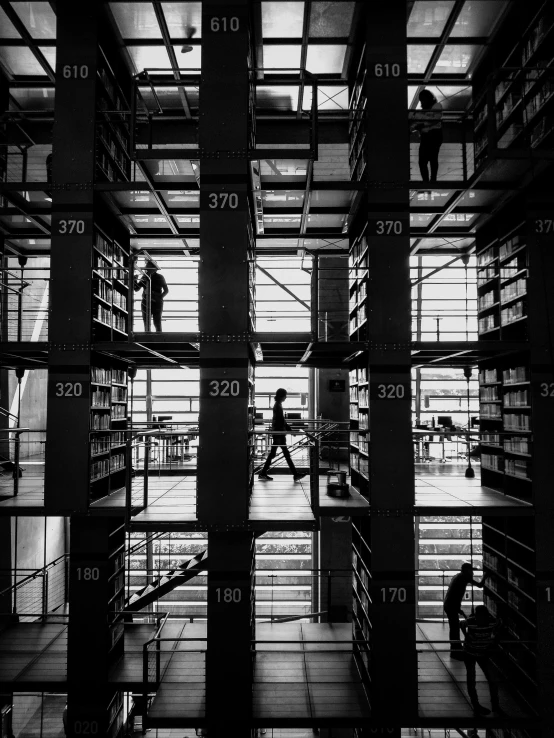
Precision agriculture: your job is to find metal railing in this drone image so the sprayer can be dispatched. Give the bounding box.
[0,268,50,342]
[142,628,206,728]
[124,424,199,519]
[0,554,68,620]
[416,571,484,621]
[0,428,46,497]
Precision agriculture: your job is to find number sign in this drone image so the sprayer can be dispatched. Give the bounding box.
[372,383,410,400]
[200,378,247,398]
[200,191,245,210]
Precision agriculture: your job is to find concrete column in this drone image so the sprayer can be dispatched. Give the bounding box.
[319,517,352,623]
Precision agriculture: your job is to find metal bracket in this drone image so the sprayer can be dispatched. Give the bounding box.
[48,343,91,351]
[199,333,250,342]
[368,342,412,351]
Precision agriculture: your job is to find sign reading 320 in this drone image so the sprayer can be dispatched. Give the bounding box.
[200,378,247,398]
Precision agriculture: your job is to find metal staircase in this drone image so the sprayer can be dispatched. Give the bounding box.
[125,549,208,612]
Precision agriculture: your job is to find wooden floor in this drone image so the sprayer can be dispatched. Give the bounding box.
[0,621,68,689]
[417,622,535,725]
[148,623,370,727]
[0,620,159,690]
[0,467,531,525]
[252,623,370,724]
[0,619,538,727]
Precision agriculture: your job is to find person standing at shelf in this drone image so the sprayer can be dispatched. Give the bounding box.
[258,388,306,482]
[410,88,443,184]
[443,562,488,657]
[134,259,169,332]
[461,604,502,715]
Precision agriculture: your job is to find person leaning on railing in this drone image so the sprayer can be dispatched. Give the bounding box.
[461,604,502,715]
[134,260,169,332]
[410,88,443,185]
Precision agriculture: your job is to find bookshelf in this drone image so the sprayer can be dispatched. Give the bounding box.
[352,518,371,679]
[90,362,128,501]
[96,50,131,183]
[482,516,537,712]
[348,229,368,342]
[473,0,554,167]
[92,227,129,340]
[348,44,367,182]
[349,359,369,501]
[107,521,126,661]
[479,355,532,501]
[477,225,528,340]
[247,218,256,332]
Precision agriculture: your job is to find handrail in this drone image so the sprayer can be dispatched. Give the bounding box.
[0,553,68,598]
[0,406,19,421]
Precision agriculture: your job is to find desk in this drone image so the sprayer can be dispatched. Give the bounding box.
[413,429,475,463]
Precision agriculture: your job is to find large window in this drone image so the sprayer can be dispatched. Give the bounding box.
[411,254,477,341]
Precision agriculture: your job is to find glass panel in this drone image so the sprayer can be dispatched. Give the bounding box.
[263,214,302,229]
[262,1,305,37]
[411,213,435,226]
[310,190,353,207]
[162,191,200,209]
[126,45,171,74]
[173,45,201,71]
[262,191,305,206]
[263,45,302,70]
[0,7,20,37]
[112,191,158,209]
[408,45,435,74]
[408,1,455,37]
[451,0,508,37]
[260,160,308,176]
[307,213,345,228]
[162,2,202,38]
[256,85,299,111]
[303,85,348,111]
[309,1,355,37]
[421,85,472,110]
[129,214,170,228]
[109,2,162,38]
[39,46,55,70]
[11,2,56,38]
[435,45,480,74]
[10,87,55,110]
[306,44,346,74]
[0,46,45,75]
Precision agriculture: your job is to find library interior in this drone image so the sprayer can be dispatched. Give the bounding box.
[0,1,554,737]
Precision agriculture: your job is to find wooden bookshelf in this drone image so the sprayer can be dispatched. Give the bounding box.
[477,225,528,340]
[473,0,554,166]
[482,516,537,712]
[90,362,128,501]
[349,229,368,342]
[92,227,129,340]
[349,360,369,501]
[352,518,371,679]
[96,52,131,183]
[348,43,367,182]
[479,355,533,501]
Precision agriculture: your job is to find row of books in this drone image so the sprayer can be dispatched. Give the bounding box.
[504,389,529,407]
[500,278,526,303]
[501,301,525,325]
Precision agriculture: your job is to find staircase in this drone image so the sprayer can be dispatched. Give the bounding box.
[125,549,208,613]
